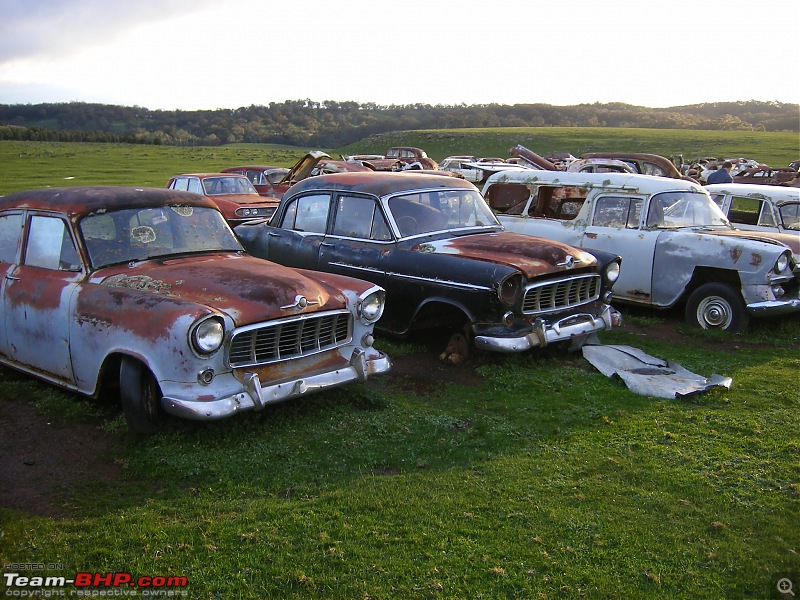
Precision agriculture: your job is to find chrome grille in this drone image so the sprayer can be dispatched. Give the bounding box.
[228,310,352,367]
[522,274,601,315]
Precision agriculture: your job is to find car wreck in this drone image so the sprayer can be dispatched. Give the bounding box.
[484,170,800,331]
[235,172,623,358]
[0,186,390,433]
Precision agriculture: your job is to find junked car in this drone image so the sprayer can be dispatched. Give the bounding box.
[484,170,800,331]
[221,165,290,195]
[0,186,390,433]
[166,173,279,225]
[439,156,530,183]
[235,172,623,357]
[706,183,800,262]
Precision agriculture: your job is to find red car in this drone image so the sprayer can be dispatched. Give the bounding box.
[221,165,289,195]
[166,173,280,225]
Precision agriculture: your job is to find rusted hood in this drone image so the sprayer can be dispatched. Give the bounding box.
[702,229,800,256]
[413,232,597,278]
[99,254,345,324]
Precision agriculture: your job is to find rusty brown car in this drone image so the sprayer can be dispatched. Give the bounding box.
[235,172,623,358]
[167,173,280,225]
[221,165,290,195]
[0,186,390,433]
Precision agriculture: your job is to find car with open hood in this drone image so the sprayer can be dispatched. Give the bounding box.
[167,172,280,225]
[0,186,390,433]
[235,172,623,357]
[483,170,800,331]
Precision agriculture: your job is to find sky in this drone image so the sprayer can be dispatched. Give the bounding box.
[1,0,798,111]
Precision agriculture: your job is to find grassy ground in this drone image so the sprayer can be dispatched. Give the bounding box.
[0,136,798,598]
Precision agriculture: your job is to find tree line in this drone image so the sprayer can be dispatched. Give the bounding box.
[0,99,796,147]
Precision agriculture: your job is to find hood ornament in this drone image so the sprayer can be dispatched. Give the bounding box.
[281,294,319,311]
[557,255,575,269]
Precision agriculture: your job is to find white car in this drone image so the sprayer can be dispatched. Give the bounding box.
[439,156,530,183]
[483,170,800,331]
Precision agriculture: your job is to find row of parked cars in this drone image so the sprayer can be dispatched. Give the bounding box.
[1,147,797,434]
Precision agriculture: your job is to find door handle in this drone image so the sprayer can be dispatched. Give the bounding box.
[5,275,20,281]
[320,242,334,248]
[267,232,281,237]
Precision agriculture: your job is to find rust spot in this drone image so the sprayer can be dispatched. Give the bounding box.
[104,274,173,295]
[749,253,762,268]
[729,247,742,263]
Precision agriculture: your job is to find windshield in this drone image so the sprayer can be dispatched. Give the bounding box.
[387,189,499,237]
[202,176,258,196]
[779,202,800,230]
[646,190,731,229]
[80,205,242,268]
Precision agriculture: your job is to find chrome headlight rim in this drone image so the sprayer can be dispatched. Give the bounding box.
[357,288,385,325]
[190,315,225,355]
[774,252,790,275]
[603,260,621,285]
[498,273,524,307]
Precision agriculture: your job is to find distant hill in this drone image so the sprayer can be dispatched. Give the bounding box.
[0,99,797,147]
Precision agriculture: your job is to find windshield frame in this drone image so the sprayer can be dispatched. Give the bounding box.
[79,205,243,269]
[645,190,732,230]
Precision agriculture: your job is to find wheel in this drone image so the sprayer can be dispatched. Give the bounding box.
[119,356,163,434]
[685,283,749,332]
[396,216,418,236]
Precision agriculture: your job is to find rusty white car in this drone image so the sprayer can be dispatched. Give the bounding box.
[484,170,800,331]
[0,186,390,433]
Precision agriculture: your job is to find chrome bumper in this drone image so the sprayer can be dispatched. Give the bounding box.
[474,305,622,353]
[162,348,391,421]
[747,298,800,316]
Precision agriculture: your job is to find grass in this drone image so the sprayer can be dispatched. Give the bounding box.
[0,136,798,598]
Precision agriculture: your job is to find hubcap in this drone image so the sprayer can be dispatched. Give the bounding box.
[697,295,732,329]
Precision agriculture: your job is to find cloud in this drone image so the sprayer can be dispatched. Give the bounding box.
[0,0,217,62]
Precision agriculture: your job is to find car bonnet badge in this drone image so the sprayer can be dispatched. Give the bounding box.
[281,294,320,310]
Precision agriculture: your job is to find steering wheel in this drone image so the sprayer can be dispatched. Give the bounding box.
[396,216,418,236]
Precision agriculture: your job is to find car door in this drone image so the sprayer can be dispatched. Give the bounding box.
[3,213,83,382]
[0,211,24,358]
[267,193,332,269]
[579,194,659,305]
[318,194,391,291]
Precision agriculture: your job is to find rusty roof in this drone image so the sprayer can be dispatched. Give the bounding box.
[0,186,216,216]
[285,171,478,198]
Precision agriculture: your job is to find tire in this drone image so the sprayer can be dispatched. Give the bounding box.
[119,356,162,435]
[685,283,749,332]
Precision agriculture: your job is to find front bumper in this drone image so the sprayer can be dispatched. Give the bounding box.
[746,298,800,316]
[473,304,622,353]
[161,348,391,421]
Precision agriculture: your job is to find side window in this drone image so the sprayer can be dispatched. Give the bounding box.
[170,177,189,191]
[25,216,79,270]
[594,196,642,228]
[0,213,23,263]
[728,196,774,227]
[333,195,391,241]
[187,178,202,194]
[281,194,330,233]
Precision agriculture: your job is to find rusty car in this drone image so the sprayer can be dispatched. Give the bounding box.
[221,165,290,195]
[580,152,686,180]
[166,172,280,225]
[0,186,390,433]
[234,172,623,358]
[706,183,800,263]
[439,156,530,184]
[483,170,800,331]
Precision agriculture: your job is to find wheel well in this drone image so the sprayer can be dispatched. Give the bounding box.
[682,267,741,302]
[410,300,471,333]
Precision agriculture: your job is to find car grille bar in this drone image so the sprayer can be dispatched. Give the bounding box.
[522,274,601,315]
[228,310,352,368]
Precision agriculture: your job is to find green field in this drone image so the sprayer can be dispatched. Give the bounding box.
[0,134,798,599]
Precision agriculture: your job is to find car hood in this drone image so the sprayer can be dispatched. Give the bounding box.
[98,253,347,324]
[701,228,800,257]
[210,194,273,206]
[412,232,597,278]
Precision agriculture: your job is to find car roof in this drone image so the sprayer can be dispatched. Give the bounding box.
[171,173,249,179]
[705,183,800,203]
[285,171,478,197]
[221,165,285,171]
[0,186,217,217]
[483,170,705,194]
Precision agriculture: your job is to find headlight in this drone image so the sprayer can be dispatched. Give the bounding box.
[498,274,523,306]
[604,260,621,285]
[358,290,385,324]
[774,252,790,274]
[191,316,225,354]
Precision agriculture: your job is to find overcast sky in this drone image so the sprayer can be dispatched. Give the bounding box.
[1,0,798,111]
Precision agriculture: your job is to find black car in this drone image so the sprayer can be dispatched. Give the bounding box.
[235,172,623,355]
